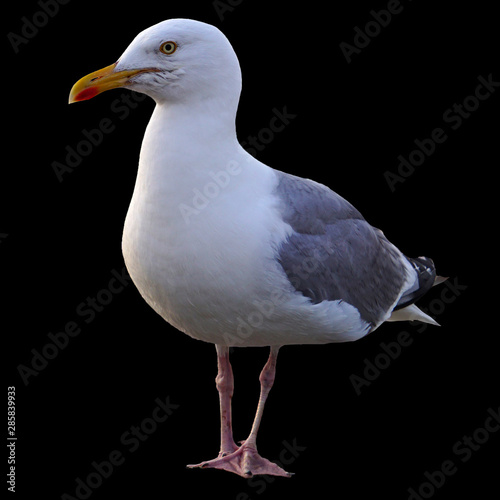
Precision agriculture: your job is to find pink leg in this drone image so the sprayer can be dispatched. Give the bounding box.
[245,345,279,448]
[215,345,238,456]
[187,346,292,478]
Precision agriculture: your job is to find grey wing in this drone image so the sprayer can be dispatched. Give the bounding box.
[274,170,409,329]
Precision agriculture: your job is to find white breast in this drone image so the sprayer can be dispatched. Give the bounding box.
[122,104,369,347]
[122,105,285,344]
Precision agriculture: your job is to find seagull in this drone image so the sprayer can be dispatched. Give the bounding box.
[69,18,445,478]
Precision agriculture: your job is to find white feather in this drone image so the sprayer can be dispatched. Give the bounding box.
[386,304,440,326]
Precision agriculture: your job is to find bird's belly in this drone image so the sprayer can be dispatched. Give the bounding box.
[122,197,290,345]
[122,189,371,347]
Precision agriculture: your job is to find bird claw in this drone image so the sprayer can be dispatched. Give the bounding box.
[186,444,293,478]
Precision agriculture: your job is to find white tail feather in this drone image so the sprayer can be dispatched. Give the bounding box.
[387,304,440,326]
[433,276,449,287]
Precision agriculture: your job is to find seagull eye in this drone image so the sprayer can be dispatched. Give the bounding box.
[160,41,177,55]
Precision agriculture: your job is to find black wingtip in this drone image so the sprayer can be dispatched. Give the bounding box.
[394,256,437,311]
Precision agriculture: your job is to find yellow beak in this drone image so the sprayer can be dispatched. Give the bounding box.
[68,62,158,103]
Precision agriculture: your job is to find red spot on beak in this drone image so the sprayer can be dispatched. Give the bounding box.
[74,86,100,102]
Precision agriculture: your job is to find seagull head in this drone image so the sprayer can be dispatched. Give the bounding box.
[69,19,242,105]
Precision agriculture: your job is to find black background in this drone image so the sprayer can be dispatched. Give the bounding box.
[4,1,499,499]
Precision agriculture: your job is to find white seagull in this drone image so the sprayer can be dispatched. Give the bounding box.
[69,19,445,478]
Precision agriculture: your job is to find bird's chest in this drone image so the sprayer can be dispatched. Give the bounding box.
[121,185,288,341]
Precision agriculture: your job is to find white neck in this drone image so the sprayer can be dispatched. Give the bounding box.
[124,98,274,235]
[138,99,239,195]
